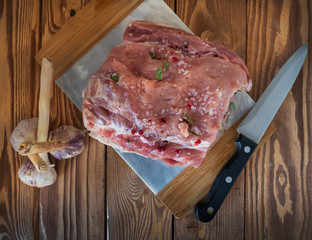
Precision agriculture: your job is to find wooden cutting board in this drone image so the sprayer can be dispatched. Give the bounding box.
[35,0,275,218]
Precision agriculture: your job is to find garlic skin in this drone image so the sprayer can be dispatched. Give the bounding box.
[18,159,57,188]
[48,126,86,160]
[10,118,38,152]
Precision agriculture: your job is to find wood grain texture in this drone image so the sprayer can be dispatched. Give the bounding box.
[1,0,311,239]
[39,138,106,240]
[39,1,106,240]
[35,0,144,80]
[245,0,311,239]
[173,0,247,239]
[0,1,40,239]
[106,147,172,240]
[41,0,91,45]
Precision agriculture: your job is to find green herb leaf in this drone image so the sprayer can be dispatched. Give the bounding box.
[189,131,201,137]
[127,138,130,143]
[164,60,169,71]
[184,114,194,125]
[110,73,119,82]
[226,116,230,123]
[219,123,225,134]
[155,67,163,80]
[149,52,156,59]
[206,110,209,114]
[229,102,236,111]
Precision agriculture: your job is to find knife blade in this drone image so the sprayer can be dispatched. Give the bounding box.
[194,44,308,222]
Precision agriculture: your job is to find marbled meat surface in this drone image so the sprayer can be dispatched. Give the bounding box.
[82,21,251,167]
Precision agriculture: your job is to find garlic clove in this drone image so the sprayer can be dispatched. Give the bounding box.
[48,126,86,160]
[18,159,57,188]
[10,118,38,152]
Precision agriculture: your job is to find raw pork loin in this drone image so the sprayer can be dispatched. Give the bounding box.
[82,21,251,167]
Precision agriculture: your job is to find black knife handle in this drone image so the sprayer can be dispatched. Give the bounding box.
[194,134,258,222]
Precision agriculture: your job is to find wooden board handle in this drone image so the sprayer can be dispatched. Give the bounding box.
[35,0,144,80]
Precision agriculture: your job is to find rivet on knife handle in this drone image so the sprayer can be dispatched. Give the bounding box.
[194,134,257,222]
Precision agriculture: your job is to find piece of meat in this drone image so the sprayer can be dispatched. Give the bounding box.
[82,21,252,167]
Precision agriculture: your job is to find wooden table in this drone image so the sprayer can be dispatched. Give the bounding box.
[0,0,311,239]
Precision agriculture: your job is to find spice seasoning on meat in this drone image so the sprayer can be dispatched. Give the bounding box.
[110,73,119,82]
[164,60,169,71]
[184,114,194,125]
[194,139,201,146]
[149,52,156,59]
[155,67,162,80]
[189,131,201,137]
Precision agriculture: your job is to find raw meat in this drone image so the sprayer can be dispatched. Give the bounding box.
[82,21,251,167]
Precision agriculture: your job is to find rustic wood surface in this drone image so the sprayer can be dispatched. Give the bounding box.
[0,0,311,240]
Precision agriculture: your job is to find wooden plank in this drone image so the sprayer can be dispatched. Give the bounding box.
[38,1,106,239]
[39,138,106,239]
[35,0,144,80]
[0,0,41,239]
[164,0,176,10]
[40,0,91,45]
[106,147,173,239]
[172,0,248,239]
[245,0,311,239]
[105,1,174,239]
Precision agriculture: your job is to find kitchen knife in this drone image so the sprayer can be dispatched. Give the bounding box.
[194,44,308,222]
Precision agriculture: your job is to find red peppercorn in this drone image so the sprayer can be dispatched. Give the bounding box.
[157,146,166,152]
[170,50,174,54]
[175,150,180,154]
[148,119,152,123]
[172,57,178,61]
[188,103,192,107]
[131,129,136,135]
[194,139,201,146]
[138,130,144,135]
[160,117,166,123]
[169,46,172,49]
